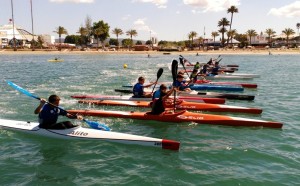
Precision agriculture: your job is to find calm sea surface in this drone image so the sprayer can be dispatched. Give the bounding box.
[0,52,299,185]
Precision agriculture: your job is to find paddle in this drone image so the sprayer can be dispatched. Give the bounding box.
[171,60,178,112]
[179,56,190,78]
[6,81,110,131]
[151,68,164,94]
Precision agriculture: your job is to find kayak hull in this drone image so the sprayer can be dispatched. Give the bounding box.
[67,110,283,129]
[189,84,244,91]
[78,100,262,114]
[71,95,226,104]
[0,118,180,150]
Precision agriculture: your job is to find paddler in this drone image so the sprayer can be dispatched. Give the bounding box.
[150,84,175,115]
[133,76,156,98]
[34,95,82,129]
[173,74,191,92]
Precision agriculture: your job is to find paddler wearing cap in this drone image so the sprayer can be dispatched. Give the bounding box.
[172,73,191,92]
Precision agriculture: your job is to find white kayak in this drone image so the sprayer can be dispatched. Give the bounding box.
[203,75,254,80]
[0,118,180,151]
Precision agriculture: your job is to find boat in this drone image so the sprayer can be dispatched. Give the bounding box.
[123,84,244,91]
[77,99,262,114]
[114,89,255,101]
[71,95,226,104]
[193,80,257,88]
[178,91,255,101]
[0,118,180,151]
[188,84,244,91]
[201,74,254,80]
[48,59,64,62]
[67,110,283,129]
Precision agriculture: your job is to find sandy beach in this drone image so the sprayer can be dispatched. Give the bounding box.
[0,48,300,55]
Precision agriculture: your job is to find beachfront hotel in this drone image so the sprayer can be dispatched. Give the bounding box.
[0,21,54,48]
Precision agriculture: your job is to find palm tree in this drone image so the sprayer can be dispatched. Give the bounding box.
[53,26,68,51]
[265,28,276,47]
[218,17,230,46]
[246,29,257,46]
[112,28,123,49]
[77,26,88,50]
[227,29,238,46]
[282,28,295,47]
[188,31,197,50]
[227,6,238,45]
[211,31,219,48]
[126,29,138,48]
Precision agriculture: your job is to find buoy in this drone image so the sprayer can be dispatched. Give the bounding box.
[123,64,128,69]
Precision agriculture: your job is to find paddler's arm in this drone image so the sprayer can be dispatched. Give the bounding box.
[162,87,175,101]
[34,98,46,114]
[143,82,156,88]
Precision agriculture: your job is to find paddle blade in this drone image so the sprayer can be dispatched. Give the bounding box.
[7,80,40,100]
[171,60,178,82]
[157,68,163,79]
[84,119,110,131]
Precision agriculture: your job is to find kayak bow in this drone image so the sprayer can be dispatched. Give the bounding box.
[0,118,180,151]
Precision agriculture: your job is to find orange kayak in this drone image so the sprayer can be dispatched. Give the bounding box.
[67,109,283,129]
[78,99,262,114]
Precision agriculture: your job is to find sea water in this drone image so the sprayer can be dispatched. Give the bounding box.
[0,52,299,185]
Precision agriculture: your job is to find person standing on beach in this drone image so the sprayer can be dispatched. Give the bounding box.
[133,76,155,98]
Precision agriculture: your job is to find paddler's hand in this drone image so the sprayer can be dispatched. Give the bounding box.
[39,98,46,105]
[76,115,83,120]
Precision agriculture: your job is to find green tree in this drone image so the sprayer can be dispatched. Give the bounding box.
[94,27,104,49]
[227,6,238,44]
[53,26,68,51]
[64,35,81,45]
[282,28,295,47]
[235,34,248,47]
[246,29,257,46]
[227,29,238,46]
[265,28,276,46]
[188,31,197,50]
[126,29,138,48]
[218,18,230,46]
[77,26,88,50]
[92,20,110,48]
[112,28,123,49]
[136,40,142,45]
[211,31,220,47]
[109,38,118,46]
[122,38,132,49]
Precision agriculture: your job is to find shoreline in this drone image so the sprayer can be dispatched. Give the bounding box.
[1,48,300,55]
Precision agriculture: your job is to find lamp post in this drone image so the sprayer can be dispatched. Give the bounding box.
[11,0,17,51]
[30,0,35,51]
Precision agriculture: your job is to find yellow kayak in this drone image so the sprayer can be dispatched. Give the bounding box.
[48,59,64,62]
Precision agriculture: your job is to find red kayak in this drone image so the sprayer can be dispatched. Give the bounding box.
[71,95,226,104]
[78,99,263,114]
[68,109,283,129]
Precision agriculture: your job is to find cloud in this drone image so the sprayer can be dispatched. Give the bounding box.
[183,0,240,12]
[132,0,168,8]
[49,0,94,3]
[268,1,300,18]
[133,18,157,35]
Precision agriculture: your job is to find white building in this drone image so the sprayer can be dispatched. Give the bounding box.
[0,21,56,48]
[0,23,34,48]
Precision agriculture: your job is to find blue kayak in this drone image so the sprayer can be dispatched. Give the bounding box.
[188,84,244,91]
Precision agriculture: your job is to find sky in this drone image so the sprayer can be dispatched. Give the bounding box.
[1,0,300,41]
